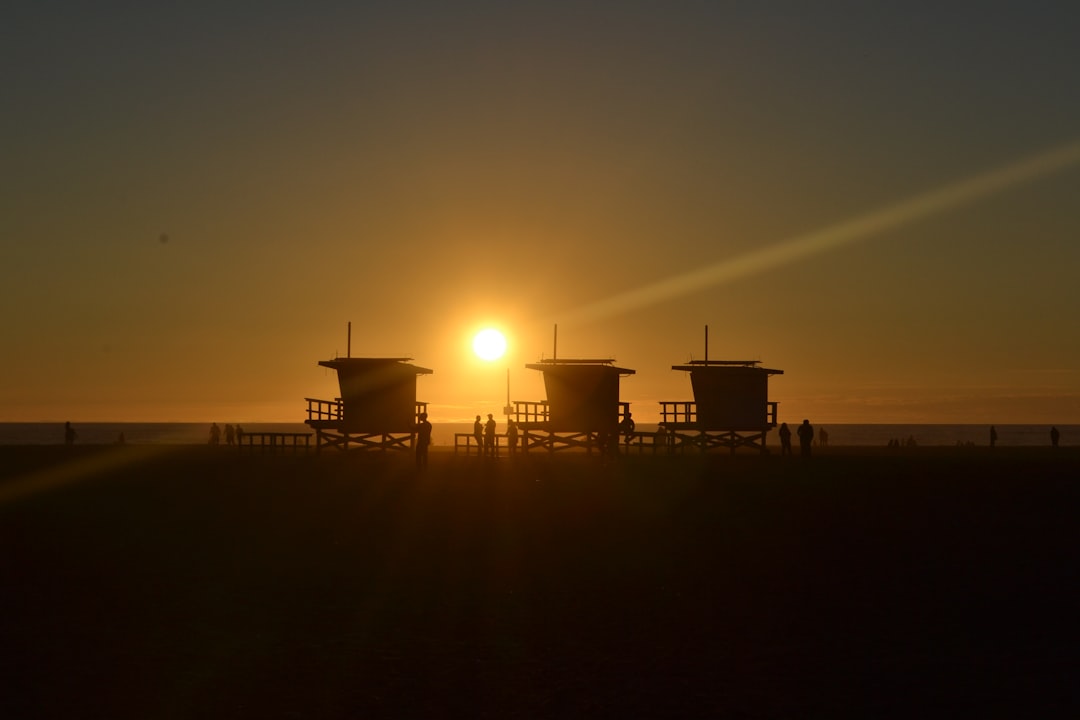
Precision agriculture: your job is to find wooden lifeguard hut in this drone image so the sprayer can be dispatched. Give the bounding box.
[510,327,635,453]
[304,327,432,451]
[660,326,783,453]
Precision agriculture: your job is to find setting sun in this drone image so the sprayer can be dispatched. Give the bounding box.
[472,329,507,361]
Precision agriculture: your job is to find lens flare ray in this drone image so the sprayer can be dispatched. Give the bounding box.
[563,141,1080,326]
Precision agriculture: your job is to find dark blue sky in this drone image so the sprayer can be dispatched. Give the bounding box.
[3,2,1079,422]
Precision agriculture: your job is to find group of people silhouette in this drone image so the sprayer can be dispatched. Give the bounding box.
[470,414,521,458]
[208,423,245,446]
[777,420,816,457]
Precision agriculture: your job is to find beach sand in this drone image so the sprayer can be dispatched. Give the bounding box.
[2,445,1078,717]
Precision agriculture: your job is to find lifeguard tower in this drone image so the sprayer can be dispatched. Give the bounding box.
[660,327,783,453]
[510,327,635,453]
[304,327,432,451]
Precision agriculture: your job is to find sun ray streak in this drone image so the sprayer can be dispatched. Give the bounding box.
[0,446,183,506]
[563,140,1080,326]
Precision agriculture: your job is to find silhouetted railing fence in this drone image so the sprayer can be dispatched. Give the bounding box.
[659,401,779,427]
[306,398,343,422]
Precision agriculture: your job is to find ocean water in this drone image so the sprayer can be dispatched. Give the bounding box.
[1,422,1075,448]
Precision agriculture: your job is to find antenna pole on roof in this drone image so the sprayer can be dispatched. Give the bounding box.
[553,324,558,361]
[347,322,352,359]
[705,324,709,364]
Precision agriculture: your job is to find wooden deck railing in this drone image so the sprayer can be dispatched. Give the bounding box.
[659,401,697,426]
[511,400,550,425]
[659,401,780,427]
[511,400,633,426]
[306,397,343,423]
[305,398,430,424]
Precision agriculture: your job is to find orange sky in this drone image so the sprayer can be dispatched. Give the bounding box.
[3,3,1079,424]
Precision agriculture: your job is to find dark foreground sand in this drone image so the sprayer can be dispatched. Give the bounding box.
[2,446,1078,718]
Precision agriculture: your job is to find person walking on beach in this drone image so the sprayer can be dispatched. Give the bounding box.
[797,419,814,457]
[990,425,998,448]
[64,421,77,446]
[484,413,497,457]
[225,424,235,446]
[415,412,432,470]
[236,425,245,447]
[506,419,519,456]
[1050,426,1060,448]
[209,423,221,446]
[473,415,484,455]
[778,422,792,456]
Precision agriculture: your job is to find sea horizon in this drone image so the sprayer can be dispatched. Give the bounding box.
[2,422,1075,448]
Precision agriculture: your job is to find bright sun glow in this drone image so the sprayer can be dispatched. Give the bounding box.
[472,328,507,361]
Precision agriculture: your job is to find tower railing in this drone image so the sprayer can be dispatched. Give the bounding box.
[511,400,550,425]
[306,397,343,423]
[305,398,428,425]
[659,401,696,426]
[659,401,779,428]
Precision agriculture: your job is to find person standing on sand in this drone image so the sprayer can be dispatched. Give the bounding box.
[778,422,792,456]
[1050,426,1060,448]
[473,415,484,455]
[64,421,77,446]
[507,419,519,456]
[209,423,221,446]
[990,425,998,448]
[484,413,497,457]
[415,412,432,470]
[797,419,814,457]
[620,411,636,446]
[236,425,244,447]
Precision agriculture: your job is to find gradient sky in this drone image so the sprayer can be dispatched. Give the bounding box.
[4,1,1079,424]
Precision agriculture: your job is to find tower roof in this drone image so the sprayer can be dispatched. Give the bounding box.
[318,357,434,374]
[526,358,635,375]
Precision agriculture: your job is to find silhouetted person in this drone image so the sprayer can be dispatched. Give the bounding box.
[655,425,670,454]
[818,427,829,447]
[797,419,814,457]
[506,419,519,455]
[115,432,125,445]
[1050,426,1060,448]
[990,425,998,448]
[778,422,792,456]
[473,415,484,455]
[64,421,77,446]
[415,412,432,470]
[225,423,235,445]
[600,427,619,460]
[209,423,221,446]
[236,425,245,446]
[620,411,636,446]
[484,414,497,457]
